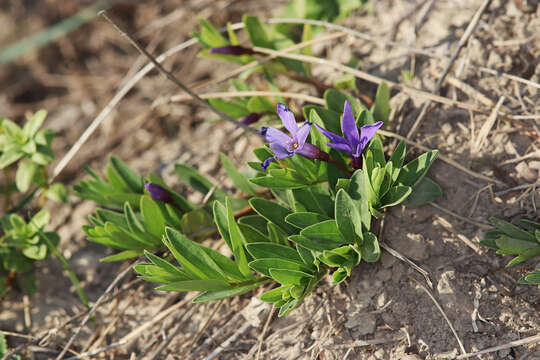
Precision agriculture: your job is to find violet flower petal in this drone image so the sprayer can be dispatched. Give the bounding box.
[270,141,293,159]
[277,103,298,135]
[295,122,312,149]
[314,124,349,145]
[263,127,292,147]
[341,101,360,149]
[327,142,353,153]
[261,157,275,170]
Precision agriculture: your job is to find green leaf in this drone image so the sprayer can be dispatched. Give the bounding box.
[389,140,406,181]
[239,215,269,235]
[157,279,231,292]
[302,105,341,135]
[193,280,264,302]
[285,212,330,229]
[23,110,47,138]
[249,198,297,235]
[300,220,347,245]
[250,176,306,189]
[164,227,228,280]
[260,286,289,302]
[0,148,23,168]
[249,258,312,278]
[372,82,390,123]
[381,186,412,208]
[15,160,38,192]
[29,209,50,231]
[213,200,233,251]
[180,209,214,238]
[110,156,144,193]
[220,153,256,196]
[100,249,143,262]
[247,96,274,113]
[405,177,442,207]
[209,99,249,118]
[175,163,226,201]
[396,150,439,187]
[490,217,536,242]
[324,89,362,114]
[238,223,270,243]
[335,189,364,245]
[246,242,303,263]
[22,243,47,260]
[346,170,371,231]
[140,195,165,239]
[243,15,272,48]
[359,232,380,262]
[197,18,229,47]
[226,198,253,278]
[45,183,68,203]
[269,268,312,286]
[267,222,288,246]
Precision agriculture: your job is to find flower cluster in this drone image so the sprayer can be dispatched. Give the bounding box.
[259,101,382,170]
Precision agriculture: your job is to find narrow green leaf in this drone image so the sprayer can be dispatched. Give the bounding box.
[140,195,165,239]
[157,279,231,292]
[164,227,227,280]
[220,153,256,196]
[100,250,143,262]
[23,109,47,138]
[110,156,144,193]
[285,212,330,229]
[335,189,363,245]
[381,186,412,208]
[269,268,312,286]
[372,82,390,123]
[246,242,303,263]
[300,220,346,245]
[360,232,380,262]
[396,150,439,187]
[490,217,536,242]
[193,280,264,302]
[15,160,38,192]
[405,177,442,207]
[226,197,253,278]
[249,198,297,235]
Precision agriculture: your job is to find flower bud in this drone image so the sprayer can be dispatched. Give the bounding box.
[144,183,172,204]
[210,45,256,56]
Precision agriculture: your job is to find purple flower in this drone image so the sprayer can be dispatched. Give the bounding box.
[145,183,172,204]
[259,104,329,170]
[315,101,383,169]
[210,45,256,56]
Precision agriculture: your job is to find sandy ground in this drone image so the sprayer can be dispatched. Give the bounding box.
[1,0,539,359]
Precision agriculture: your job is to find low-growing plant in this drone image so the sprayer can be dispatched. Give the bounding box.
[78,86,441,315]
[481,217,540,288]
[0,111,83,304]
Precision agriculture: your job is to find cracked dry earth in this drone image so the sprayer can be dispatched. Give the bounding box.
[1,0,539,359]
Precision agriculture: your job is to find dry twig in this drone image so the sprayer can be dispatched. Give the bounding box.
[407,0,493,138]
[408,275,467,355]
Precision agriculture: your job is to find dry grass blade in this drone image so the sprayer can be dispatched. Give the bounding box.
[377,130,506,186]
[381,243,433,289]
[100,11,257,134]
[472,96,505,153]
[252,46,493,115]
[168,91,325,105]
[455,334,540,359]
[408,275,467,355]
[55,263,135,360]
[202,322,252,360]
[324,336,403,350]
[406,0,493,138]
[255,306,277,360]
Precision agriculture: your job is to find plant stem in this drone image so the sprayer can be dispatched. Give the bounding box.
[328,157,352,176]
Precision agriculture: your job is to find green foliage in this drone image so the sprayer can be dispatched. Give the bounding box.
[77,89,440,316]
[0,210,57,295]
[481,218,540,287]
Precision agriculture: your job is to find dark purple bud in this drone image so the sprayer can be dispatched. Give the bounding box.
[350,156,362,169]
[261,157,275,171]
[145,183,172,204]
[235,112,262,129]
[210,45,256,56]
[258,126,268,137]
[295,143,330,162]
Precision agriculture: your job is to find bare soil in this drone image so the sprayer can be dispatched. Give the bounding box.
[1,0,539,359]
